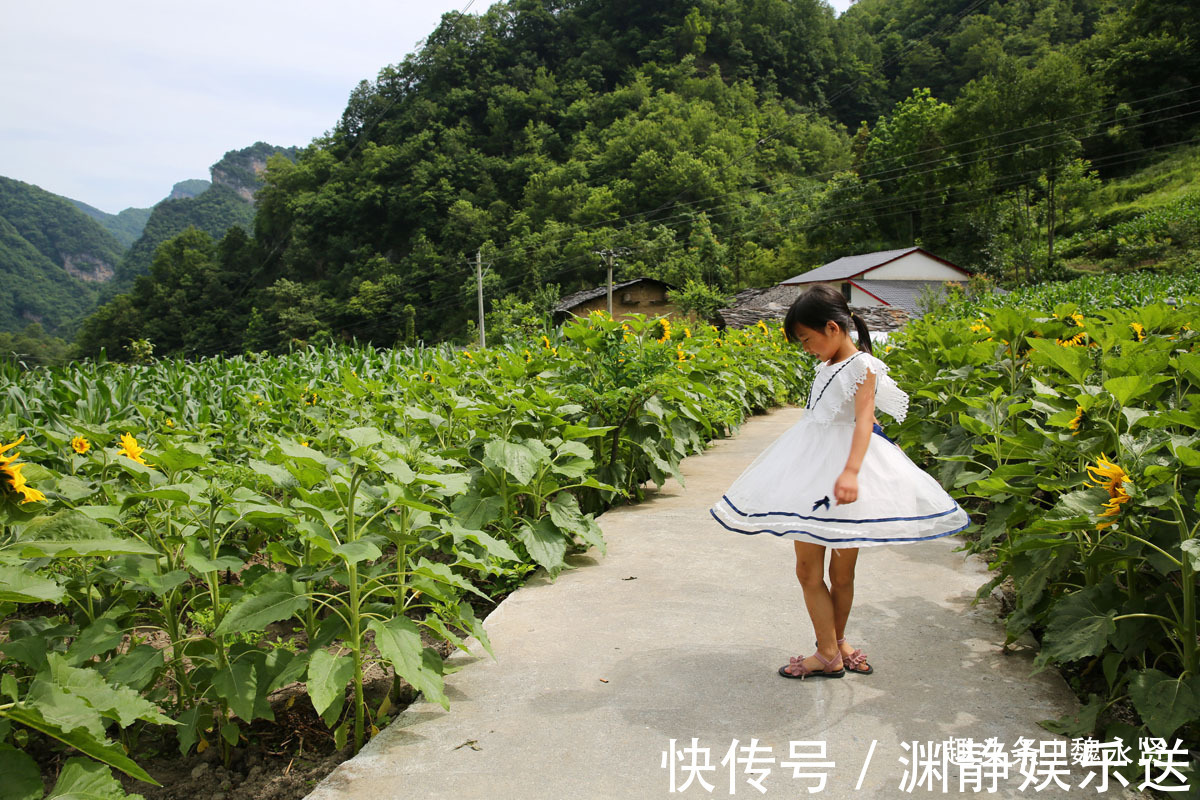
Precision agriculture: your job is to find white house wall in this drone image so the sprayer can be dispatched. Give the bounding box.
[867,252,965,280]
[849,284,881,306]
[810,281,885,306]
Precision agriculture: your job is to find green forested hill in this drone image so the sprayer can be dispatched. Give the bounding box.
[107,143,297,297]
[0,215,102,337]
[69,199,153,249]
[76,0,1200,358]
[110,185,256,296]
[0,177,126,335]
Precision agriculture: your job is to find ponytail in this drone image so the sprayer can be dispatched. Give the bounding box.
[850,311,873,355]
[785,284,874,354]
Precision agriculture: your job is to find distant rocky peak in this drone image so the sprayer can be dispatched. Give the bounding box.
[209,142,299,205]
[169,179,211,200]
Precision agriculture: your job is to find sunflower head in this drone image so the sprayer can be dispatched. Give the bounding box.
[655,318,672,343]
[118,432,153,467]
[1130,321,1146,342]
[1068,406,1084,434]
[1087,455,1131,529]
[1,435,45,504]
[71,436,90,455]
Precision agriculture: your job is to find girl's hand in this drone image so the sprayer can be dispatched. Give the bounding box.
[834,469,859,505]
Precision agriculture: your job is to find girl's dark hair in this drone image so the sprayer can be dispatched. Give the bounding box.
[783,284,873,354]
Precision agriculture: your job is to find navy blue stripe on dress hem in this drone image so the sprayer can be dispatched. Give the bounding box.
[709,508,969,543]
[719,495,962,525]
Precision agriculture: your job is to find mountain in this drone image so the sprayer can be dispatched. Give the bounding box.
[108,142,298,295]
[0,177,124,335]
[69,199,154,249]
[168,179,211,200]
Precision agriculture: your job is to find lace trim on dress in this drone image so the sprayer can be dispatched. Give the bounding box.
[805,352,909,424]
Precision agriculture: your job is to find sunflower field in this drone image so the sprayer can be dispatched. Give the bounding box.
[884,293,1200,762]
[0,313,804,798]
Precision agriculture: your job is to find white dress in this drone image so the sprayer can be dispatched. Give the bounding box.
[709,351,969,547]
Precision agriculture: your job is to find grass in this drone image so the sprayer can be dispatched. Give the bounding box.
[1090,141,1200,227]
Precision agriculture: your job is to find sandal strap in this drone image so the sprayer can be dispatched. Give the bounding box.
[845,649,869,668]
[813,650,843,670]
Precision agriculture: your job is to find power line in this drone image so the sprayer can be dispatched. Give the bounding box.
[397,130,1200,324]
[414,83,1200,274]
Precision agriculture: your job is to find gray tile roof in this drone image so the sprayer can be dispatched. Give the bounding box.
[851,279,959,314]
[781,247,922,283]
[554,278,673,312]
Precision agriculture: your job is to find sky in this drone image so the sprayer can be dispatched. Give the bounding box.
[0,0,854,214]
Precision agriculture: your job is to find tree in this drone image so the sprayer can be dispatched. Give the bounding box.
[862,88,956,247]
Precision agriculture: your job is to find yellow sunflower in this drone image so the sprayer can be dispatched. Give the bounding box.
[1,435,46,504]
[1057,332,1086,347]
[1130,322,1145,342]
[71,436,90,455]
[1068,406,1084,435]
[655,318,672,343]
[1087,455,1131,530]
[118,432,153,467]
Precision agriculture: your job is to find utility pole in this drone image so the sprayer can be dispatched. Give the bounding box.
[475,249,485,348]
[594,248,629,315]
[605,251,613,314]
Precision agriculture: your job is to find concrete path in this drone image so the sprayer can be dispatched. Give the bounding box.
[307,406,1142,800]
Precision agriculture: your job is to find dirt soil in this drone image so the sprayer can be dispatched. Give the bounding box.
[106,635,455,800]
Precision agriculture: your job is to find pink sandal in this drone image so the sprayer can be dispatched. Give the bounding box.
[839,638,874,675]
[814,637,874,675]
[778,650,844,679]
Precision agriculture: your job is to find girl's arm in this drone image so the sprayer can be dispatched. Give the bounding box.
[833,370,877,505]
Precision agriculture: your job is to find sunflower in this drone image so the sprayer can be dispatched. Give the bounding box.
[1087,455,1131,530]
[1068,406,1084,435]
[1,435,45,504]
[655,318,672,343]
[118,432,153,467]
[969,321,991,334]
[1130,322,1146,342]
[1057,332,1086,347]
[71,436,90,455]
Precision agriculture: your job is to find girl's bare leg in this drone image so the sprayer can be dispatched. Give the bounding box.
[792,541,840,672]
[829,547,870,671]
[828,547,858,639]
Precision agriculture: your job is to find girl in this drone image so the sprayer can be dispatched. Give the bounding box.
[709,285,969,679]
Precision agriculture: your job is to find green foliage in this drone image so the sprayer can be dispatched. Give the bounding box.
[69,200,153,250]
[65,0,1200,357]
[112,185,255,295]
[0,179,125,337]
[0,315,808,782]
[885,288,1200,759]
[0,323,73,369]
[667,279,728,322]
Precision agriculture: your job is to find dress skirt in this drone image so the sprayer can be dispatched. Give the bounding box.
[709,417,970,548]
